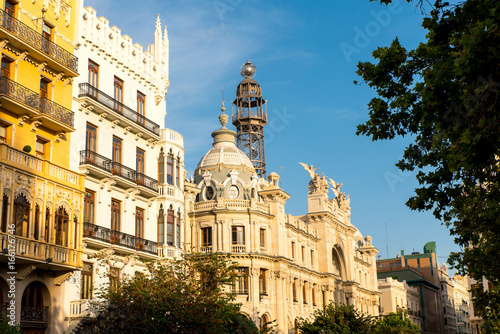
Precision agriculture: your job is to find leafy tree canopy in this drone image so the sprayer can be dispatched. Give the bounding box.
[355,0,500,319]
[88,253,271,334]
[373,312,422,334]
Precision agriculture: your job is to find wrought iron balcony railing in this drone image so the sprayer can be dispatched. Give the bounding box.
[0,9,78,72]
[83,222,158,255]
[0,77,74,127]
[20,305,49,323]
[80,150,158,191]
[79,83,160,136]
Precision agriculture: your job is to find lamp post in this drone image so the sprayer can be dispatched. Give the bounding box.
[97,304,126,333]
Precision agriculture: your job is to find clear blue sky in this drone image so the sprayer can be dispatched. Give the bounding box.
[85,0,459,265]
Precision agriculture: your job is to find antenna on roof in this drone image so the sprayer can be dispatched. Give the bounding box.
[385,222,389,259]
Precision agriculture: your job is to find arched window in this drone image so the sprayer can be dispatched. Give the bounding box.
[176,157,180,187]
[44,207,51,242]
[260,314,269,331]
[167,154,173,185]
[13,193,30,237]
[166,206,174,246]
[73,215,78,248]
[176,210,181,247]
[157,205,164,245]
[1,194,8,233]
[55,207,69,246]
[158,148,165,184]
[294,318,300,333]
[34,204,40,239]
[22,282,44,307]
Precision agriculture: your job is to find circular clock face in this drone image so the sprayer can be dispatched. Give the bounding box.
[205,186,214,200]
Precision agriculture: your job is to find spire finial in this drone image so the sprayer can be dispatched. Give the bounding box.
[156,14,161,29]
[219,90,228,128]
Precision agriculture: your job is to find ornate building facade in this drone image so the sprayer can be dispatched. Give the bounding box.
[378,277,422,328]
[185,66,379,333]
[452,275,472,334]
[64,3,184,332]
[0,0,82,333]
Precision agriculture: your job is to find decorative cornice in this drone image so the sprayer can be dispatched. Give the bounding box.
[17,265,37,280]
[55,271,73,286]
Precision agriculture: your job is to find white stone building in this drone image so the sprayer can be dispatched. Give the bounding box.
[64,3,184,332]
[377,277,422,329]
[439,264,458,333]
[452,275,472,334]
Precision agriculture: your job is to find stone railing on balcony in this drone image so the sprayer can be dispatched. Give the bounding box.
[0,77,74,128]
[159,184,180,198]
[80,150,158,192]
[83,222,158,255]
[69,300,98,318]
[0,9,78,72]
[157,245,182,258]
[21,305,49,323]
[79,83,160,136]
[161,128,184,147]
[0,144,83,188]
[200,245,212,254]
[231,245,246,253]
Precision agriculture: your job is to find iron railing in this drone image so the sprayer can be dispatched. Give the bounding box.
[0,302,7,317]
[0,77,74,127]
[20,305,49,323]
[0,9,78,71]
[40,97,74,127]
[83,222,158,255]
[79,83,160,136]
[0,76,40,109]
[79,150,158,191]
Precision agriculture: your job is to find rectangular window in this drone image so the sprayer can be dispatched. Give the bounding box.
[136,148,145,185]
[311,249,314,266]
[35,137,48,159]
[83,190,95,224]
[135,207,144,239]
[201,227,212,246]
[303,281,308,304]
[232,226,245,245]
[167,208,174,246]
[167,155,173,185]
[259,269,267,295]
[260,228,265,248]
[302,245,305,263]
[111,199,120,243]
[1,195,8,233]
[80,262,93,300]
[111,136,122,176]
[176,211,181,247]
[176,158,180,187]
[40,77,50,99]
[1,57,13,78]
[88,60,99,89]
[293,279,298,302]
[0,123,7,143]
[5,0,16,17]
[232,267,248,295]
[114,76,124,112]
[312,284,317,306]
[137,91,145,125]
[86,123,97,152]
[157,208,164,245]
[158,153,165,184]
[41,21,52,54]
[291,241,295,259]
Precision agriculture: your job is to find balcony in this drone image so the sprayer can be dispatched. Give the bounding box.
[0,144,83,188]
[79,150,158,197]
[21,305,49,324]
[78,83,160,140]
[83,222,158,257]
[232,245,246,253]
[0,9,78,75]
[0,77,74,131]
[200,245,212,254]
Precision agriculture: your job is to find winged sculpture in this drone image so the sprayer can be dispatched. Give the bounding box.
[328,178,343,198]
[298,162,319,179]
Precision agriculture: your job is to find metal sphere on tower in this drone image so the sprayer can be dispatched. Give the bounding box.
[240,60,257,78]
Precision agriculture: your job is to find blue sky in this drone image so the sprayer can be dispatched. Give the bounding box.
[84,0,459,265]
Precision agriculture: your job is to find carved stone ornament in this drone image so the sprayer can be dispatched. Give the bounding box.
[37,62,47,73]
[111,120,120,128]
[17,265,37,280]
[18,115,30,127]
[55,272,73,286]
[30,120,42,132]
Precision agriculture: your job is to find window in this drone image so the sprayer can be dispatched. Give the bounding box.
[232,267,248,295]
[259,228,265,248]
[136,148,145,185]
[1,194,8,233]
[113,76,123,112]
[232,226,244,245]
[166,206,174,246]
[228,185,239,199]
[167,155,173,185]
[135,207,144,240]
[35,137,49,159]
[293,279,298,302]
[291,241,295,259]
[22,282,44,309]
[0,123,7,143]
[158,150,165,184]
[81,262,93,299]
[73,215,78,249]
[205,186,214,200]
[44,207,50,242]
[1,57,13,78]
[5,0,16,17]
[83,190,95,225]
[303,282,308,304]
[176,158,180,187]
[13,193,30,237]
[34,204,40,240]
[40,77,51,99]
[112,136,122,164]
[260,314,269,332]
[259,269,267,295]
[176,211,181,247]
[312,284,317,306]
[137,91,145,125]
[110,199,120,243]
[55,207,69,246]
[109,267,120,290]
[157,206,164,245]
[302,245,305,263]
[86,123,97,152]
[311,249,314,266]
[41,22,52,53]
[88,60,99,92]
[201,227,212,246]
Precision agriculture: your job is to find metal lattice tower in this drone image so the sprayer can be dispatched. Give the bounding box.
[232,60,267,178]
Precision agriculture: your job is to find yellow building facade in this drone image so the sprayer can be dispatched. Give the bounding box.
[0,0,83,333]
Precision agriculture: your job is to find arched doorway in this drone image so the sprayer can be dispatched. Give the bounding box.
[21,282,48,334]
[260,314,270,331]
